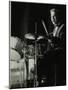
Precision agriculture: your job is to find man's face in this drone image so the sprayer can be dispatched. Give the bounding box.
[50,11,58,26]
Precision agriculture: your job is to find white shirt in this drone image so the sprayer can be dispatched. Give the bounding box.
[53,26,58,37]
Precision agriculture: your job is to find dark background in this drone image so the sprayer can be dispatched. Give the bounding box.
[10,2,66,87]
[11,1,66,40]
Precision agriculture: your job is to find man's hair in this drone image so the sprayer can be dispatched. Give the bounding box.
[50,8,56,13]
[50,8,61,22]
[50,8,60,15]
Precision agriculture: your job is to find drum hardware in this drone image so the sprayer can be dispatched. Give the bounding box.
[33,22,38,87]
[23,38,47,87]
[24,34,46,56]
[24,22,50,87]
[24,23,38,87]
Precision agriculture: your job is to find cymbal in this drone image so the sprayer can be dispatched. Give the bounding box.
[37,36,44,41]
[25,33,35,40]
[25,33,45,41]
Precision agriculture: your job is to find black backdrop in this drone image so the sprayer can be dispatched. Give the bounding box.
[11,1,66,40]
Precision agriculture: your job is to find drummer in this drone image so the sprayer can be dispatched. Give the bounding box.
[38,8,66,86]
[47,8,65,51]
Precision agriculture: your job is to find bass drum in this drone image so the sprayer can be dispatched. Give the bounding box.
[10,49,27,88]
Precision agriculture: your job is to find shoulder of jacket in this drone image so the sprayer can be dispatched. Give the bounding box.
[58,24,64,32]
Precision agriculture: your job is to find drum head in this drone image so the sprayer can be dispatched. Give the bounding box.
[10,49,21,61]
[10,36,19,49]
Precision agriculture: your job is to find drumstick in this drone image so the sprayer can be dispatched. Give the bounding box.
[41,20,49,36]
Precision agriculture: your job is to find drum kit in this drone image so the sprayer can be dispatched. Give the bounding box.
[24,33,47,57]
[10,33,48,88]
[10,20,62,88]
[22,33,47,87]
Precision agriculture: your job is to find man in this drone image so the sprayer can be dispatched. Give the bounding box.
[47,8,65,51]
[38,8,66,86]
[47,8,66,85]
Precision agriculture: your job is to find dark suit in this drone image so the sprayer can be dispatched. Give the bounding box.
[47,23,65,50]
[37,23,66,86]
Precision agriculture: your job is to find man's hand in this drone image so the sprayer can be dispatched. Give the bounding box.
[48,39,54,48]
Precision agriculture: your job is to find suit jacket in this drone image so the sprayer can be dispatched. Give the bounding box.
[48,23,65,50]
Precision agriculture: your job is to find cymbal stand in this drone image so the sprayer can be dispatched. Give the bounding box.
[34,22,38,87]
